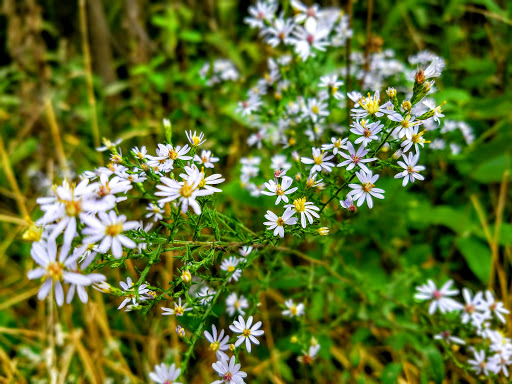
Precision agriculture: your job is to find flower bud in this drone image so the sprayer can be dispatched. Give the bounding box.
[229,344,236,352]
[415,70,425,84]
[290,336,298,343]
[181,270,192,284]
[386,87,396,98]
[401,100,411,112]
[176,325,186,338]
[292,151,300,162]
[318,227,330,236]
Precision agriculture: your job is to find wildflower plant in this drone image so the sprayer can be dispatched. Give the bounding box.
[21,1,494,383]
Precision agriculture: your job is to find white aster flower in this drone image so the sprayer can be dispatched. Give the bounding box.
[118,277,151,310]
[162,297,192,316]
[483,290,510,323]
[220,257,242,282]
[149,363,182,384]
[204,325,230,361]
[244,0,277,29]
[351,91,387,118]
[301,147,335,173]
[194,150,219,169]
[211,355,247,384]
[263,209,298,238]
[298,344,320,364]
[461,288,488,326]
[229,315,264,353]
[282,299,305,317]
[337,141,377,173]
[186,130,206,147]
[198,286,217,306]
[261,176,298,204]
[414,279,463,314]
[302,97,329,123]
[28,239,93,306]
[238,246,253,258]
[468,350,490,376]
[263,17,296,47]
[318,75,344,100]
[388,113,423,140]
[80,211,138,259]
[292,18,330,61]
[226,292,249,316]
[321,137,348,155]
[401,126,430,153]
[433,330,465,345]
[131,146,148,160]
[145,203,164,222]
[347,171,385,209]
[350,120,383,147]
[96,138,122,152]
[284,197,320,228]
[95,173,132,203]
[394,152,426,187]
[291,0,319,23]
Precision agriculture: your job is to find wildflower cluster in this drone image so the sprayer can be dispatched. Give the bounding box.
[415,280,511,378]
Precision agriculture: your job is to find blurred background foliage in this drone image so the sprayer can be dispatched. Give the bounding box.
[0,0,511,383]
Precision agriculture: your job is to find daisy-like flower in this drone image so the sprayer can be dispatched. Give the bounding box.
[180,165,225,194]
[298,344,320,364]
[337,141,377,173]
[263,209,298,238]
[95,173,132,203]
[305,173,324,189]
[414,279,463,314]
[423,56,445,79]
[302,97,329,123]
[80,211,138,259]
[483,290,510,323]
[204,325,230,360]
[194,150,219,169]
[340,196,357,212]
[350,120,383,147]
[351,91,387,118]
[394,152,426,187]
[186,130,206,147]
[347,170,385,209]
[149,363,182,384]
[292,18,330,61]
[461,288,487,326]
[226,292,249,316]
[118,277,151,310]
[291,0,319,23]
[318,75,344,100]
[162,297,193,316]
[433,330,465,345]
[301,148,335,174]
[131,146,148,160]
[401,126,430,153]
[388,113,423,140]
[96,138,122,152]
[145,203,164,222]
[36,179,115,249]
[239,246,253,258]
[488,353,511,377]
[197,286,217,306]
[244,0,277,29]
[28,239,93,306]
[422,100,445,125]
[284,197,320,228]
[270,154,291,172]
[261,176,298,205]
[229,315,264,353]
[321,137,348,155]
[220,257,242,282]
[212,355,247,384]
[347,91,363,106]
[263,17,296,47]
[155,172,214,215]
[468,350,490,376]
[236,94,262,116]
[282,299,305,317]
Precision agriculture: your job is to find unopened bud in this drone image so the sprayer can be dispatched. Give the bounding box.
[290,336,298,344]
[415,70,425,84]
[292,151,300,162]
[401,100,411,112]
[386,87,396,98]
[176,325,186,338]
[181,270,192,284]
[318,227,330,236]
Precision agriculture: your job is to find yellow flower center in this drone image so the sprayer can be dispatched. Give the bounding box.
[313,154,323,165]
[46,262,64,281]
[192,136,201,146]
[242,329,251,337]
[360,93,380,115]
[174,305,184,316]
[407,166,415,174]
[276,217,285,226]
[290,305,297,315]
[227,265,235,273]
[276,185,284,195]
[180,182,194,198]
[362,182,374,193]
[105,222,123,237]
[293,197,307,213]
[64,199,81,217]
[168,149,178,160]
[234,300,240,308]
[210,341,220,351]
[311,105,320,114]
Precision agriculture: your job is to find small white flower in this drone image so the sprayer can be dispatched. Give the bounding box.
[284,197,320,228]
[238,246,253,258]
[28,239,93,306]
[149,362,182,384]
[433,331,465,345]
[301,147,335,173]
[261,176,298,205]
[292,18,330,61]
[282,299,305,317]
[414,279,463,314]
[226,292,249,316]
[131,146,148,160]
[211,355,247,384]
[220,257,242,282]
[186,130,206,147]
[388,113,423,140]
[204,325,230,361]
[198,286,217,306]
[401,126,429,153]
[461,288,488,326]
[483,290,510,323]
[291,0,319,23]
[318,75,344,100]
[229,315,264,353]
[194,150,219,168]
[80,211,138,259]
[237,94,262,116]
[321,137,348,155]
[145,203,164,222]
[351,91,387,118]
[244,0,277,29]
[162,297,192,316]
[302,97,329,123]
[118,277,151,310]
[347,171,385,209]
[298,344,320,364]
[468,350,490,376]
[263,209,298,238]
[349,120,383,147]
[337,141,377,173]
[394,152,426,187]
[96,138,122,152]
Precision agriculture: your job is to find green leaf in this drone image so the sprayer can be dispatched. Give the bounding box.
[425,346,445,384]
[456,237,491,284]
[381,363,403,384]
[472,154,511,183]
